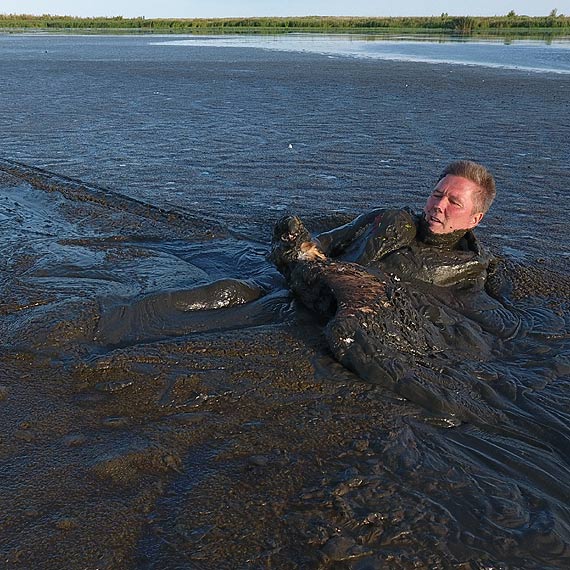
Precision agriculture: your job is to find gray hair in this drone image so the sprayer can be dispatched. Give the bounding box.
[439,160,496,214]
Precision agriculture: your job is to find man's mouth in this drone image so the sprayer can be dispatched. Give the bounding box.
[428,215,442,225]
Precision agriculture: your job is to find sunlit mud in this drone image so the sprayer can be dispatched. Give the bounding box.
[1,162,569,569]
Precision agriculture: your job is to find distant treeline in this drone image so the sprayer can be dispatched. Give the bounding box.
[1,14,569,33]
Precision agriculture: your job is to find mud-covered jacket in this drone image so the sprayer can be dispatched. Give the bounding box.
[316,208,490,287]
[316,208,519,338]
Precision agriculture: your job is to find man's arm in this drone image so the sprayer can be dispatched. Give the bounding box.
[315,209,385,257]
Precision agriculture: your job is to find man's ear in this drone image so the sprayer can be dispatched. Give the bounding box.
[471,212,484,227]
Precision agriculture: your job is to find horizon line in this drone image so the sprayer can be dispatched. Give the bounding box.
[0,13,556,19]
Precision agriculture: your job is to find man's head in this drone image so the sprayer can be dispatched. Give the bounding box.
[423,160,496,235]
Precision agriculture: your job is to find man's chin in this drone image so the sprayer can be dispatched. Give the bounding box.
[426,221,445,234]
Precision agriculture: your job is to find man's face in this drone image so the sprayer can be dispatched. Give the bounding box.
[423,175,484,234]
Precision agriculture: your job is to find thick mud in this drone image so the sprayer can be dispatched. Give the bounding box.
[1,161,569,570]
[1,36,570,569]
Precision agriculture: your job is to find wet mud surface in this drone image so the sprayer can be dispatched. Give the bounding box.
[2,162,569,570]
[1,37,570,569]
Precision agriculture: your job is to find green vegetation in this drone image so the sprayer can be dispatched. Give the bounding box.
[0,14,569,34]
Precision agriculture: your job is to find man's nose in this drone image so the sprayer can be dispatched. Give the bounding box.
[432,196,448,210]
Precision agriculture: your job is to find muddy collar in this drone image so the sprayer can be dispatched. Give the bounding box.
[417,215,470,249]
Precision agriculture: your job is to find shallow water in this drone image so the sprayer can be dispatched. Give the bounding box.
[1,34,569,265]
[1,36,570,569]
[155,33,570,74]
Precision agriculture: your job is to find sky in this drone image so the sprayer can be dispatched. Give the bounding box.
[0,1,568,18]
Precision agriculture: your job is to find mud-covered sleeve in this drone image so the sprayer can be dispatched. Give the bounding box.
[484,255,514,302]
[315,209,384,257]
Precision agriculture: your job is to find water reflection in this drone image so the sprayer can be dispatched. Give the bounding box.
[155,32,570,74]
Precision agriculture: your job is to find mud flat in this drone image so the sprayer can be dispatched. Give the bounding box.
[1,36,570,569]
[1,159,570,570]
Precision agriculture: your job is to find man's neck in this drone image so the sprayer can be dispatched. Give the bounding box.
[417,215,469,249]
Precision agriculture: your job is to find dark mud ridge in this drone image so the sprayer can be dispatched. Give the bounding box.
[1,161,570,570]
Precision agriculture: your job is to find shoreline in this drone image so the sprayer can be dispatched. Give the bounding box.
[2,27,570,39]
[1,14,570,37]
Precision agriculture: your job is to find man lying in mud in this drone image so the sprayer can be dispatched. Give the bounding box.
[98,160,515,384]
[273,160,496,292]
[269,160,521,400]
